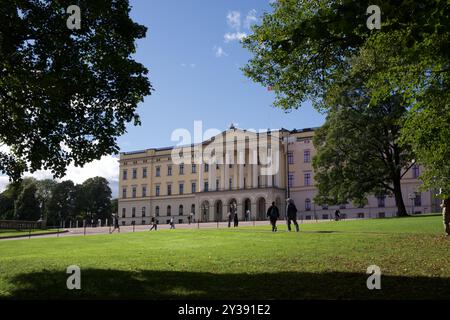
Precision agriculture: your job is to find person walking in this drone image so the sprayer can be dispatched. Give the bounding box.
[110,214,120,233]
[441,198,450,236]
[334,209,341,221]
[266,202,280,232]
[286,199,299,232]
[233,211,239,227]
[169,217,175,229]
[149,217,157,231]
[246,209,251,221]
[227,211,232,228]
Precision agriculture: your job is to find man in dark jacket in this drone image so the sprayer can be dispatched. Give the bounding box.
[286,199,299,232]
[267,202,280,232]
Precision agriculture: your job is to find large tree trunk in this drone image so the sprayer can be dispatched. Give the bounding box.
[393,170,408,217]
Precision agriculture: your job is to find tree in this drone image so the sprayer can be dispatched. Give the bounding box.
[312,81,413,216]
[0,0,152,181]
[46,180,77,225]
[14,181,41,220]
[242,0,449,195]
[79,176,112,222]
[35,179,58,221]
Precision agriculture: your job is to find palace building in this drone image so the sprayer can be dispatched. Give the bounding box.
[118,126,440,226]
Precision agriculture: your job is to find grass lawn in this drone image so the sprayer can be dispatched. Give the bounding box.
[0,229,62,239]
[0,215,448,300]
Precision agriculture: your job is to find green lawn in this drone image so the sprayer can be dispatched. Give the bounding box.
[0,215,449,299]
[0,229,62,239]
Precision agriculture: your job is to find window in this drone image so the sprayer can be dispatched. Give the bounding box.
[412,165,420,179]
[357,213,365,219]
[122,221,125,226]
[179,183,184,195]
[377,196,386,208]
[322,204,329,210]
[132,168,137,179]
[142,207,146,217]
[123,169,128,180]
[155,206,160,216]
[142,167,147,178]
[378,212,385,218]
[191,204,195,215]
[179,164,184,175]
[122,187,127,199]
[167,165,172,176]
[167,205,171,216]
[132,207,136,218]
[205,164,209,173]
[287,151,294,164]
[122,208,126,218]
[142,186,147,197]
[191,182,196,193]
[156,166,160,177]
[155,185,160,197]
[305,198,311,211]
[304,173,311,186]
[322,214,329,220]
[229,178,233,190]
[179,205,183,216]
[204,182,209,192]
[178,219,183,224]
[414,193,422,207]
[167,184,172,196]
[288,173,294,188]
[192,164,196,173]
[216,179,219,190]
[304,150,311,163]
[132,186,137,198]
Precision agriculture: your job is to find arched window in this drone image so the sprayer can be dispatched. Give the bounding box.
[142,207,146,217]
[179,205,183,216]
[305,199,311,211]
[155,206,160,217]
[167,205,171,216]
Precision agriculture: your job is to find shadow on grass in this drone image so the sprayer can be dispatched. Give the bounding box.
[4,269,450,300]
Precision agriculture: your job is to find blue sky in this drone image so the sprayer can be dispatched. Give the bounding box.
[118,0,325,152]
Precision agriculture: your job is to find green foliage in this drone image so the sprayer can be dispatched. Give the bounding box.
[0,0,152,180]
[243,0,450,194]
[14,182,41,220]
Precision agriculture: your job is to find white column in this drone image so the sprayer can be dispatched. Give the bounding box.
[224,153,230,190]
[251,149,258,188]
[233,162,238,189]
[198,163,204,192]
[220,163,225,191]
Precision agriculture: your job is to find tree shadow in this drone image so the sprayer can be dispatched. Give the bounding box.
[4,269,450,300]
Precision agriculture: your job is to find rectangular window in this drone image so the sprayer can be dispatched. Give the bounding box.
[167,165,172,176]
[412,165,420,179]
[287,152,294,165]
[205,164,209,173]
[179,183,184,195]
[204,182,209,192]
[377,196,386,208]
[304,173,311,186]
[155,185,160,197]
[216,179,219,190]
[132,168,137,179]
[191,182,196,193]
[142,186,147,197]
[122,187,127,199]
[122,169,128,180]
[357,213,365,219]
[304,150,311,163]
[322,214,329,220]
[229,178,233,190]
[414,193,422,207]
[288,174,294,188]
[179,164,184,175]
[132,186,137,198]
[156,166,160,177]
[142,167,147,178]
[192,164,196,173]
[122,208,126,218]
[167,184,172,195]
[132,207,136,218]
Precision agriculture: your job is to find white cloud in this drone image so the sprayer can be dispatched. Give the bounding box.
[224,32,247,43]
[213,46,228,58]
[0,154,120,197]
[244,9,258,29]
[226,11,241,30]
